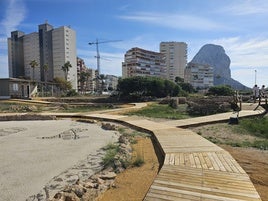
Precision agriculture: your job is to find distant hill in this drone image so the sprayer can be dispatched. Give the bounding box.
[191,44,249,90]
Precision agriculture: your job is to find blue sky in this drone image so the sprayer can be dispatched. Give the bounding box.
[0,0,268,87]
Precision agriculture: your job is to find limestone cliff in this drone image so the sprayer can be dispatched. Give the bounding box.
[191,44,248,90]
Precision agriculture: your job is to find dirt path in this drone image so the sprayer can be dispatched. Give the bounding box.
[97,137,159,201]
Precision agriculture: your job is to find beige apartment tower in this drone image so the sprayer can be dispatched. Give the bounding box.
[160,42,187,81]
[122,47,166,79]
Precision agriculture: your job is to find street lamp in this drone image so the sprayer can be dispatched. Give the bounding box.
[254,70,257,85]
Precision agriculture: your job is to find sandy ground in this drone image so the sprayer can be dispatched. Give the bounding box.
[0,120,118,201]
[97,137,159,201]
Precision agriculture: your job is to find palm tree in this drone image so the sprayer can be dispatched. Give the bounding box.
[79,71,90,94]
[29,60,38,81]
[61,61,72,80]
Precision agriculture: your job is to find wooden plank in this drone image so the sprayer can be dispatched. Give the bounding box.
[193,152,202,169]
[216,152,234,172]
[189,153,196,168]
[202,152,214,170]
[152,179,260,200]
[211,152,227,172]
[198,152,208,169]
[207,152,220,171]
[179,153,184,166]
[150,185,260,201]
[174,154,180,165]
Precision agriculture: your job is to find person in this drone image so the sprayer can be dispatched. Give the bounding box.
[260,85,266,98]
[252,84,259,102]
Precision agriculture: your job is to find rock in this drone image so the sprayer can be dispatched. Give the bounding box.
[100,172,117,180]
[54,192,63,199]
[101,123,116,130]
[191,44,248,90]
[97,178,104,185]
[84,182,96,188]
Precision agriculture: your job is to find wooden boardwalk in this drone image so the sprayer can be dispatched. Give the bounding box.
[84,106,264,201]
[0,102,265,200]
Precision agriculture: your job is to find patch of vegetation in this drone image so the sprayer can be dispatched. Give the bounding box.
[199,117,268,150]
[101,143,120,168]
[126,103,190,119]
[238,117,268,139]
[226,140,268,150]
[132,155,145,167]
[117,76,183,101]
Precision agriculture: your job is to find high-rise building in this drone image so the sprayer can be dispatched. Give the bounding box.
[8,31,25,78]
[23,32,40,81]
[160,42,187,81]
[122,47,166,79]
[7,22,77,90]
[184,62,214,89]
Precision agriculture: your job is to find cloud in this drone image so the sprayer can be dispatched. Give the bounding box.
[0,0,27,37]
[118,12,225,31]
[0,0,27,78]
[211,36,268,87]
[212,37,268,68]
[222,0,268,15]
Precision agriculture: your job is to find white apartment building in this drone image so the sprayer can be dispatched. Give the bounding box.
[23,32,40,81]
[52,26,77,90]
[122,47,166,79]
[160,42,187,81]
[184,62,214,89]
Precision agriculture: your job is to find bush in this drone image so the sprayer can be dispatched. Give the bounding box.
[208,85,234,96]
[132,155,144,167]
[117,76,181,100]
[187,96,232,116]
[102,143,120,168]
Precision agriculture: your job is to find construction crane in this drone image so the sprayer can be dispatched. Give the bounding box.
[88,39,121,74]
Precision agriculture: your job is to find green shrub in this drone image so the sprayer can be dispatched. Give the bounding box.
[132,155,144,167]
[102,143,120,168]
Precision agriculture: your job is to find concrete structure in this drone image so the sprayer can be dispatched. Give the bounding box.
[7,22,77,90]
[160,42,187,81]
[0,78,35,99]
[184,62,214,89]
[122,47,166,79]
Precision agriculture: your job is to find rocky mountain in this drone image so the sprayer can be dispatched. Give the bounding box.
[191,44,249,90]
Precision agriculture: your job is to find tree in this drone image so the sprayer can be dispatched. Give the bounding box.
[208,85,234,96]
[61,61,72,80]
[79,71,90,93]
[53,77,72,92]
[29,60,38,81]
[117,76,181,100]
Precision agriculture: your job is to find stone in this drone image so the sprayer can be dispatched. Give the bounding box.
[100,172,117,180]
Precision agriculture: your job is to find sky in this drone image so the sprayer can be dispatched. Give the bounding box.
[0,0,268,88]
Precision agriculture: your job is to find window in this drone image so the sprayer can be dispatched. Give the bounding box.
[13,83,19,91]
